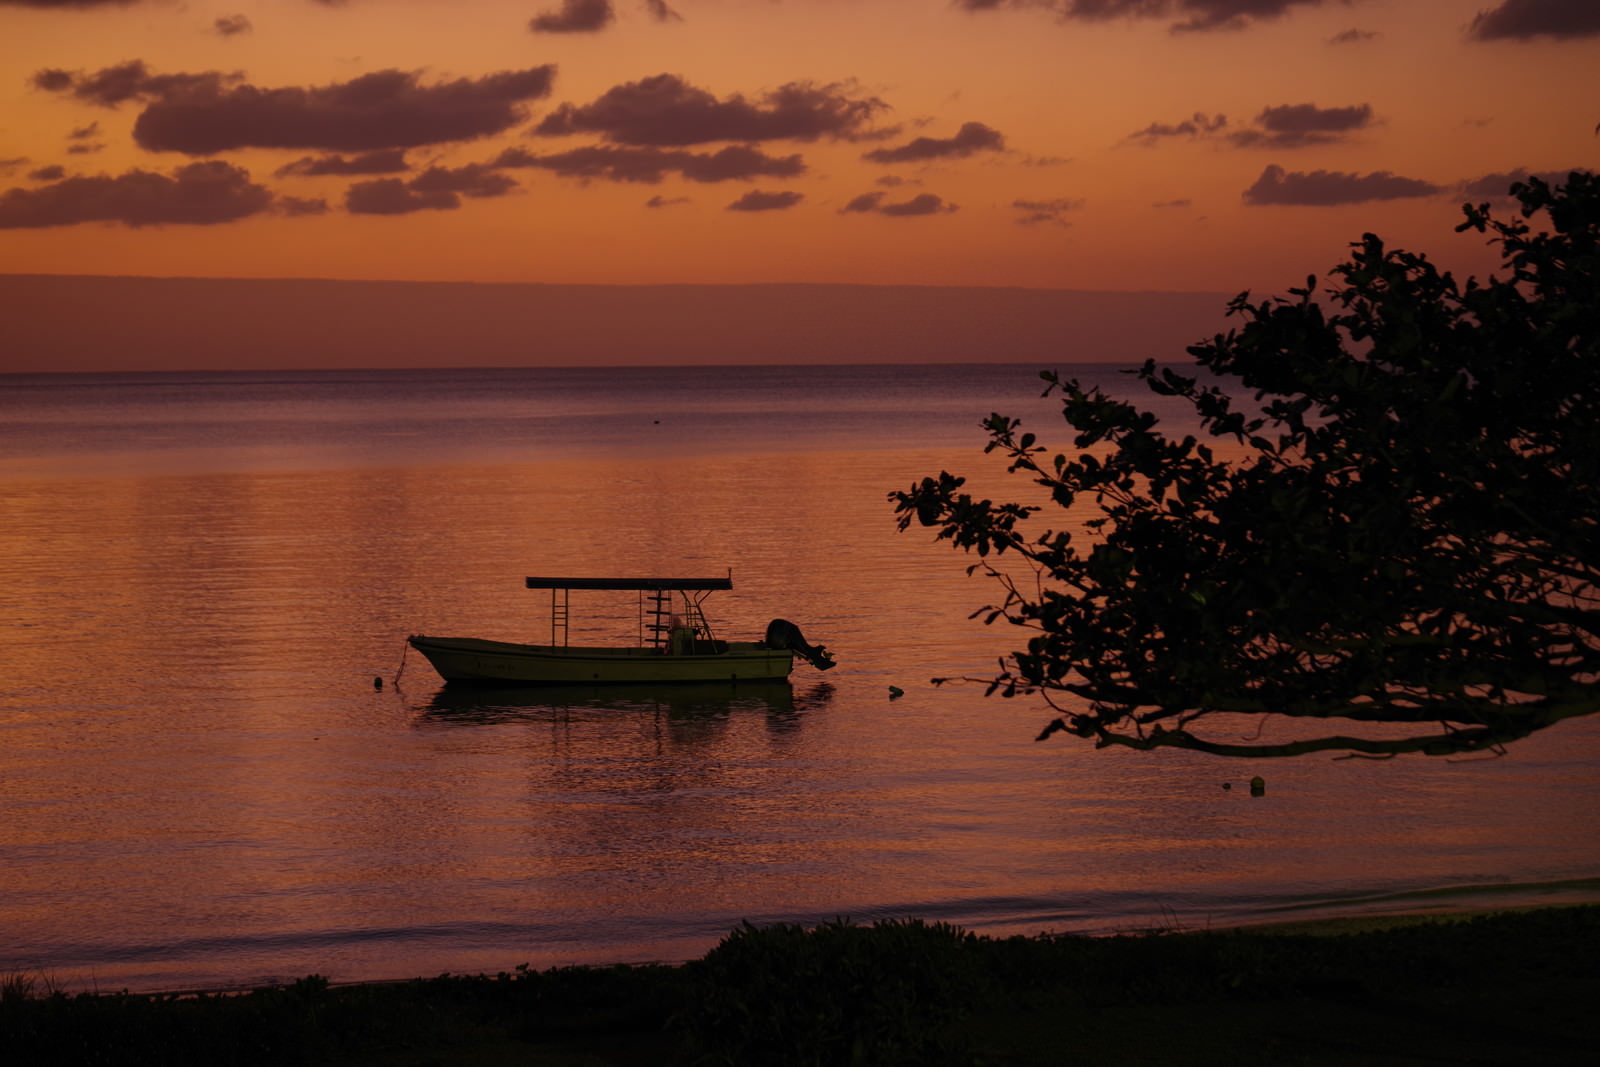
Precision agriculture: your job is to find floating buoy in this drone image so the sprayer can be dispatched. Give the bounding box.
[1249,775,1265,797]
[373,676,383,690]
[888,685,904,700]
[1222,782,1232,791]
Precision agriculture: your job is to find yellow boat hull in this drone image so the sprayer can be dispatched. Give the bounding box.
[407,635,795,685]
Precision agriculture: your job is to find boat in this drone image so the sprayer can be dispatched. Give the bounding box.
[407,574,836,685]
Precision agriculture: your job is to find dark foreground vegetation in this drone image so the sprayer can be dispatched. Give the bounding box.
[6,905,1597,1065]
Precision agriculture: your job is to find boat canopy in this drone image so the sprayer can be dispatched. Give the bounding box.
[524,576,733,591]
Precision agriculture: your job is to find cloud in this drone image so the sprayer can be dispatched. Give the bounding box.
[494,142,804,184]
[533,74,888,146]
[1242,164,1442,205]
[277,196,328,217]
[643,0,683,21]
[0,158,28,177]
[645,194,690,208]
[29,165,67,181]
[1124,112,1228,145]
[68,121,100,140]
[32,61,238,108]
[345,163,515,215]
[215,14,252,36]
[346,179,457,215]
[410,163,519,197]
[840,191,958,216]
[1127,103,1371,148]
[1458,167,1591,201]
[1013,196,1082,226]
[529,0,613,33]
[0,0,139,6]
[492,141,800,183]
[1328,27,1379,44]
[344,164,518,215]
[0,160,273,229]
[862,121,1005,164]
[276,149,411,177]
[953,0,1332,33]
[1228,102,1373,147]
[1467,0,1600,41]
[727,189,804,211]
[1153,197,1193,207]
[34,62,558,154]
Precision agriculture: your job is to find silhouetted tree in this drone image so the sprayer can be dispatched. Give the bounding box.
[893,172,1599,758]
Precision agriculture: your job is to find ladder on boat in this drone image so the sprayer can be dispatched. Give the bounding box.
[524,575,733,650]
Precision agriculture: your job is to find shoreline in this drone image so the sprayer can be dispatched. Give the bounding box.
[8,903,1597,1065]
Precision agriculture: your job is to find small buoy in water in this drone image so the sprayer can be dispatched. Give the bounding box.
[888,685,904,700]
[1249,775,1265,797]
[1222,782,1232,791]
[373,676,383,690]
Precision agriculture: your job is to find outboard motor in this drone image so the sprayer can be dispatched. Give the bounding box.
[764,618,836,671]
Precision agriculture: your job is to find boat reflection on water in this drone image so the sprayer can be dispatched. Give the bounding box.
[415,678,835,732]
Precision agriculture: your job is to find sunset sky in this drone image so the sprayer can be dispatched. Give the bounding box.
[1,1,1596,317]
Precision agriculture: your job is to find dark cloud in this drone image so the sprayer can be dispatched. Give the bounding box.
[1013,196,1082,226]
[0,158,28,177]
[727,189,803,211]
[66,142,104,155]
[1328,27,1379,44]
[32,61,238,108]
[276,149,411,177]
[840,190,958,216]
[533,74,888,146]
[530,0,613,33]
[0,160,273,229]
[494,142,804,184]
[0,0,138,6]
[882,192,957,216]
[277,196,328,217]
[862,121,1005,164]
[30,69,74,93]
[35,62,558,154]
[141,67,557,154]
[1242,163,1441,205]
[345,179,457,215]
[1127,103,1370,148]
[409,163,518,198]
[645,194,690,208]
[1468,0,1600,41]
[29,165,67,181]
[215,14,252,36]
[954,0,1330,33]
[1124,111,1228,145]
[1228,102,1372,147]
[1153,197,1193,207]
[1458,167,1590,201]
[345,164,518,215]
[643,0,682,21]
[68,121,100,140]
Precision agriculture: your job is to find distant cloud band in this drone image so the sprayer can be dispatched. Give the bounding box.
[1243,163,1441,205]
[0,161,272,228]
[32,62,558,154]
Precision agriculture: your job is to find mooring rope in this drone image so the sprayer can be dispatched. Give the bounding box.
[391,637,410,690]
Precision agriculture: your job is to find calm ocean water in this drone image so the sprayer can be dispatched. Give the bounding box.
[2,363,1597,994]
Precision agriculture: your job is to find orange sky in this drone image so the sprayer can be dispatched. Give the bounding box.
[1,1,1596,296]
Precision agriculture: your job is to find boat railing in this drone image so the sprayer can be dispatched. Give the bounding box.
[524,575,734,651]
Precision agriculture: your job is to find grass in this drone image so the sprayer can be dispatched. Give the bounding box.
[4,905,1596,1065]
